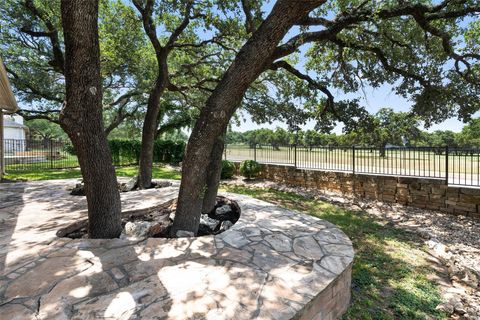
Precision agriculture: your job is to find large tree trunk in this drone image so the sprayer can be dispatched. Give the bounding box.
[202,134,225,214]
[172,0,324,236]
[60,0,122,239]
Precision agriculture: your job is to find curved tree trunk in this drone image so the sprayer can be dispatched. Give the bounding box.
[134,0,193,190]
[202,133,225,214]
[60,0,122,238]
[137,77,167,189]
[172,0,323,236]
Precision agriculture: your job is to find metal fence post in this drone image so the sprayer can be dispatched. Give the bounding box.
[50,139,54,169]
[445,146,449,185]
[294,144,297,168]
[224,144,227,160]
[352,146,355,174]
[254,143,257,162]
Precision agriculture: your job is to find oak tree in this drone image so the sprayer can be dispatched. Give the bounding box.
[172,0,480,235]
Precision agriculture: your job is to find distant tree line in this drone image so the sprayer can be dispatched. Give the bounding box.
[227,118,480,150]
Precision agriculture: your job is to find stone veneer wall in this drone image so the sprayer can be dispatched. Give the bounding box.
[297,264,352,320]
[243,163,480,219]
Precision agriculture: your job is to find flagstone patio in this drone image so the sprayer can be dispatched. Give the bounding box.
[0,179,353,319]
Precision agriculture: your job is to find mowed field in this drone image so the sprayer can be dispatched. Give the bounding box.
[225,145,480,186]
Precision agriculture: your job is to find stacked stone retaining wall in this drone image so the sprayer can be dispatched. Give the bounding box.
[237,163,480,219]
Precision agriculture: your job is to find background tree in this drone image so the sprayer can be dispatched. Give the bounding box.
[357,108,421,157]
[26,119,67,140]
[457,119,480,148]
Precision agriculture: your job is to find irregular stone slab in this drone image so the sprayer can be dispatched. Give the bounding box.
[318,255,352,275]
[251,243,296,272]
[293,235,325,260]
[72,274,168,319]
[265,233,292,252]
[38,272,118,319]
[220,230,250,248]
[0,303,35,320]
[4,256,93,299]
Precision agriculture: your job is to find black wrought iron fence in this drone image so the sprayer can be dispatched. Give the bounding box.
[5,139,480,187]
[3,138,185,173]
[4,139,78,171]
[224,144,480,187]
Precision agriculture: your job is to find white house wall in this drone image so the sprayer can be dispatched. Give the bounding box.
[4,126,26,140]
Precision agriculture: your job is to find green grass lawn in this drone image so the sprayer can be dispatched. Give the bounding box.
[3,165,181,181]
[220,185,447,320]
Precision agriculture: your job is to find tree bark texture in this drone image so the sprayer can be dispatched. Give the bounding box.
[137,62,168,189]
[201,133,225,214]
[172,0,325,235]
[60,0,122,238]
[136,30,170,190]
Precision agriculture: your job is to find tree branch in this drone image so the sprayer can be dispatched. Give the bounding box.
[155,113,192,138]
[241,0,256,34]
[17,109,60,124]
[269,60,335,117]
[165,1,194,50]
[23,0,65,73]
[329,37,432,87]
[6,66,64,103]
[274,1,480,60]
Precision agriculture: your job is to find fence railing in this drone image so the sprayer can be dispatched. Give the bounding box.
[3,138,185,173]
[224,144,480,187]
[3,139,138,172]
[4,139,480,187]
[3,139,79,171]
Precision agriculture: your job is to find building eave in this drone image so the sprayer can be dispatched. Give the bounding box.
[0,56,18,113]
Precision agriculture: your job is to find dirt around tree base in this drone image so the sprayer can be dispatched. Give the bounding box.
[58,196,240,239]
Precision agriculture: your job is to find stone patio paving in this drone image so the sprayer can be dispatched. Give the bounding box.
[0,179,353,319]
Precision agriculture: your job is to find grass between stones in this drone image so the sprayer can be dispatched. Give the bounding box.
[220,185,447,320]
[3,165,181,181]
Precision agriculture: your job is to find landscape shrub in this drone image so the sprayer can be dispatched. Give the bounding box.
[239,160,261,179]
[108,139,185,166]
[221,160,236,179]
[153,139,185,164]
[64,143,76,155]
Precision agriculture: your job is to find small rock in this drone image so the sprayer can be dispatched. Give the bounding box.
[147,222,169,237]
[426,239,451,261]
[436,303,454,314]
[219,220,233,232]
[154,181,172,188]
[120,177,137,192]
[200,214,220,231]
[215,205,232,219]
[455,303,467,315]
[70,183,85,196]
[460,268,479,288]
[176,230,194,238]
[124,221,153,238]
[169,211,176,221]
